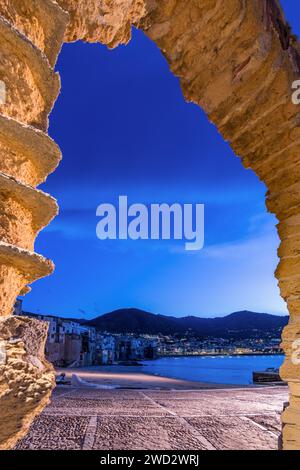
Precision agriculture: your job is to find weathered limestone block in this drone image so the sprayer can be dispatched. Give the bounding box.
[0,173,58,251]
[279,278,300,301]
[278,214,300,239]
[276,257,300,280]
[286,298,300,318]
[0,0,69,66]
[289,382,300,397]
[56,0,147,47]
[281,322,300,381]
[278,236,300,260]
[277,218,300,307]
[0,114,62,186]
[0,316,54,450]
[243,141,300,190]
[284,393,300,449]
[261,152,300,196]
[0,16,60,130]
[0,243,54,318]
[267,182,300,221]
[282,423,300,450]
[282,406,300,428]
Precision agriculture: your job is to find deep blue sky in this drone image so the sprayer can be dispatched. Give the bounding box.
[23,0,299,319]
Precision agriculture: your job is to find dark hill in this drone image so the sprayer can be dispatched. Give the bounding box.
[85,308,288,338]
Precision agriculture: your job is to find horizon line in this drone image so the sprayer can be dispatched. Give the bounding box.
[20,305,289,322]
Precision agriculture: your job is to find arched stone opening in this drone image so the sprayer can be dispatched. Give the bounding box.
[0,0,299,450]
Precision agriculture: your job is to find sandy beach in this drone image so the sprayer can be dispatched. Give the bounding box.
[57,365,242,389]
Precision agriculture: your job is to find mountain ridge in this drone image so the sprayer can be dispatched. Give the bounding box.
[84,308,288,338]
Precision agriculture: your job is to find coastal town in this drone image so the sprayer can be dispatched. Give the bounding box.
[14,300,283,368]
[12,301,287,451]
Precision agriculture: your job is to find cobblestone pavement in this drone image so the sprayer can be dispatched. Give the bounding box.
[15,386,288,450]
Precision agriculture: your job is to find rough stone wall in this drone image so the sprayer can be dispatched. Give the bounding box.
[0,0,299,450]
[56,0,147,47]
[0,0,68,449]
[0,316,54,449]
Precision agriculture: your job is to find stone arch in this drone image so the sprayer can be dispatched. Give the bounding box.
[0,0,299,450]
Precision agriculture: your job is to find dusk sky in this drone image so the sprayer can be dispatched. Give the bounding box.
[23,0,299,319]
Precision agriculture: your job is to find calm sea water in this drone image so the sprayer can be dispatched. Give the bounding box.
[141,355,285,385]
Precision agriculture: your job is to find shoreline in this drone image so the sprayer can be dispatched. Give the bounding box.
[57,364,286,390]
[57,365,239,389]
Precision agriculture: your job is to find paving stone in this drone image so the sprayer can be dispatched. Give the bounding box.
[246,413,282,434]
[93,416,208,450]
[48,398,169,417]
[15,416,89,450]
[15,387,288,450]
[186,416,278,450]
[69,389,143,400]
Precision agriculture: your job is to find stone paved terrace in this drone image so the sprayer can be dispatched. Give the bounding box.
[15,386,288,450]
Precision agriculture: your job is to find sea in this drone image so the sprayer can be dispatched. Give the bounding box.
[141,355,285,385]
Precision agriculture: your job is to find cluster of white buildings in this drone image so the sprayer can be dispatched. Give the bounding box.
[16,306,157,367]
